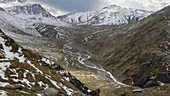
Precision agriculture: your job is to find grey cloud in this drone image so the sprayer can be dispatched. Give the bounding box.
[161,2,168,7]
[30,0,102,12]
[122,0,145,10]
[27,0,170,15]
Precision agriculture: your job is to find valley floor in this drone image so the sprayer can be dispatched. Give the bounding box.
[13,35,123,96]
[65,67,115,96]
[9,33,170,96]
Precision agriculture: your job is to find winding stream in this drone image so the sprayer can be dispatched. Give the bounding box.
[61,40,127,86]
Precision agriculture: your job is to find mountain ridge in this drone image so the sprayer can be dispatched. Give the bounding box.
[0,2,73,39]
[57,4,153,26]
[4,3,70,27]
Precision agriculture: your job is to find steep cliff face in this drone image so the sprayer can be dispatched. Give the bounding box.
[0,30,99,96]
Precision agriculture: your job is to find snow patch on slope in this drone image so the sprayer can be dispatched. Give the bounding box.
[0,36,26,62]
[0,90,7,96]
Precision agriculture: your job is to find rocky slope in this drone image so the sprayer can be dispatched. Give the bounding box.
[0,0,72,39]
[5,4,69,27]
[0,7,41,37]
[0,29,99,96]
[73,5,170,88]
[58,5,153,26]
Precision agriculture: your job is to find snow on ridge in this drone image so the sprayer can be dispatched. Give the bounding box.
[59,83,74,95]
[0,62,11,80]
[0,10,42,37]
[0,34,27,80]
[0,0,23,8]
[45,74,74,95]
[2,3,70,27]
[0,36,26,62]
[42,57,54,65]
[26,60,43,75]
[0,1,71,38]
[58,4,153,26]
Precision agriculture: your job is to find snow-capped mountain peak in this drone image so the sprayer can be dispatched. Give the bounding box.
[58,4,153,25]
[0,1,71,39]
[1,3,70,27]
[5,4,54,18]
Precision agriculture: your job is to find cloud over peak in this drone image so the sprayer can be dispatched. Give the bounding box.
[3,0,170,16]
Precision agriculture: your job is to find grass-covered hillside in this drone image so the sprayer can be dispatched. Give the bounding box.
[74,5,170,89]
[0,30,99,96]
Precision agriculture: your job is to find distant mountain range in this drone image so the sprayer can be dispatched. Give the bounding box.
[0,0,154,28]
[57,5,153,26]
[0,0,154,40]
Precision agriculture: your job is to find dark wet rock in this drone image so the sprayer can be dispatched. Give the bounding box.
[69,77,89,94]
[58,69,100,95]
[89,89,100,96]
[72,91,86,96]
[0,7,5,11]
[4,84,23,90]
[133,73,170,88]
[13,84,23,90]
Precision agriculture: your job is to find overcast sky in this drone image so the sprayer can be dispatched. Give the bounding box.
[27,0,170,16]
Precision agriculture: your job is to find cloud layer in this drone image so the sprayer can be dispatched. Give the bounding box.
[26,0,170,16]
[100,0,170,11]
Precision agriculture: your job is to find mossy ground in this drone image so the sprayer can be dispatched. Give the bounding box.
[66,67,117,96]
